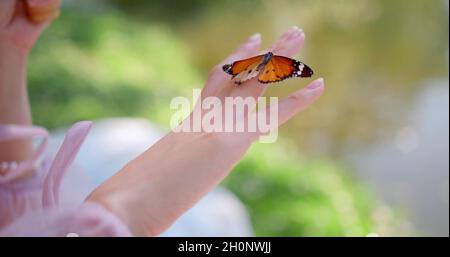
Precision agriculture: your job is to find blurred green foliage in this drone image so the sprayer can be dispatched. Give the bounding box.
[62,0,448,157]
[29,10,201,128]
[26,0,444,235]
[225,142,388,236]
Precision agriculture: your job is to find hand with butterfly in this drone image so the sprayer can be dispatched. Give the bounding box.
[87,26,325,236]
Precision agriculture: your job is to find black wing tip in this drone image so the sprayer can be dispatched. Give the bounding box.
[293,60,313,78]
[301,65,314,77]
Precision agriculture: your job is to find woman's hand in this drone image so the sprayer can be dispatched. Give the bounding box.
[0,0,59,54]
[87,27,325,236]
[0,0,59,166]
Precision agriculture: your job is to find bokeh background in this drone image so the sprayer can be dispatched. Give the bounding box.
[28,0,449,236]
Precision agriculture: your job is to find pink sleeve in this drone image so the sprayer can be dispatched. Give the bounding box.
[0,202,131,237]
[0,121,132,237]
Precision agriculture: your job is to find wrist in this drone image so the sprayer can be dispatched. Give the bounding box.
[0,41,29,67]
[0,45,28,93]
[0,42,32,164]
[0,27,37,57]
[87,187,154,236]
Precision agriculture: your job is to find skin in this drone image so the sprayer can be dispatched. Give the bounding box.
[87,29,325,236]
[0,0,54,167]
[0,0,325,236]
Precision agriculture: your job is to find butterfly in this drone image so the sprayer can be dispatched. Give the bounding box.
[222,52,313,85]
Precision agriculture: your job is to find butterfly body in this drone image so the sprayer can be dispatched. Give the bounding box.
[223,52,313,85]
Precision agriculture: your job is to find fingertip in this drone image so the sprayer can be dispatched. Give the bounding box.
[277,78,324,125]
[289,78,324,101]
[288,26,304,38]
[239,32,261,50]
[233,33,261,56]
[25,0,60,24]
[249,33,261,41]
[306,77,324,90]
[302,78,324,100]
[299,29,305,40]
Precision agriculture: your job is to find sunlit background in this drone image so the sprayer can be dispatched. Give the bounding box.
[29,0,449,236]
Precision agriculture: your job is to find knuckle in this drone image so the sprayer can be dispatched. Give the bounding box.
[288,91,308,102]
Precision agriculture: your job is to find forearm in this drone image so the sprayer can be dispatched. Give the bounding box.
[88,131,250,236]
[0,45,32,162]
[0,0,60,164]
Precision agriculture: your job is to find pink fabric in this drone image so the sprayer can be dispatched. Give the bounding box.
[0,121,131,236]
[0,125,48,183]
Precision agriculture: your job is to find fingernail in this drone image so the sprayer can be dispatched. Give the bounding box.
[288,28,303,40]
[299,30,305,38]
[292,26,303,33]
[249,33,261,41]
[307,78,324,90]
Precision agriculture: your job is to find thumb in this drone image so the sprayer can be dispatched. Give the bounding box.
[25,0,60,24]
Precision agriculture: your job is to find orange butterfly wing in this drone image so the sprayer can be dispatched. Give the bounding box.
[223,55,265,76]
[258,55,313,84]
